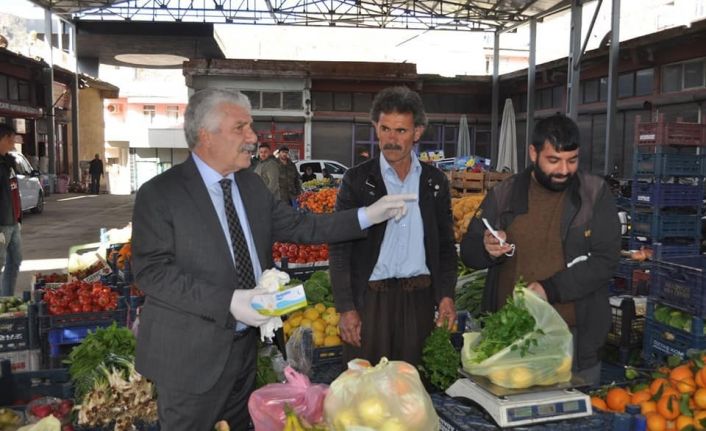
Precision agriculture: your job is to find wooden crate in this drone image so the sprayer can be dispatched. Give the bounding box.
[484,172,512,191]
[452,171,484,193]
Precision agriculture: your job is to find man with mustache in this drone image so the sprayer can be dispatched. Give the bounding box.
[460,114,620,385]
[131,88,416,430]
[329,86,457,367]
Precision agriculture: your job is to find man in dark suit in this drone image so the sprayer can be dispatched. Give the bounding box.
[329,86,457,367]
[88,154,103,194]
[131,88,414,431]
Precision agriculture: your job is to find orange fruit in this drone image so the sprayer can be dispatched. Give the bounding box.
[606,387,631,412]
[695,410,706,430]
[591,396,608,411]
[641,400,658,415]
[651,378,672,396]
[677,377,697,394]
[676,415,694,431]
[671,365,695,386]
[657,395,681,420]
[696,388,706,409]
[646,412,667,431]
[632,389,652,405]
[698,368,706,389]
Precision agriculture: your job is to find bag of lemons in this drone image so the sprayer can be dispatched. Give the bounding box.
[461,287,573,389]
[324,357,439,431]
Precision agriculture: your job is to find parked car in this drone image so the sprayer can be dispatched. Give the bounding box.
[10,151,44,214]
[295,159,348,180]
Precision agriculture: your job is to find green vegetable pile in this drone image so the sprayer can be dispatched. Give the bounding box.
[419,326,461,391]
[64,323,136,398]
[256,343,280,388]
[471,284,543,363]
[455,269,486,317]
[302,271,333,307]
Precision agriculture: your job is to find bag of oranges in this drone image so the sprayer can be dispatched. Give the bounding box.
[324,357,439,431]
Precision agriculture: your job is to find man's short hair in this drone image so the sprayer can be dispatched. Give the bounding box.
[531,114,580,153]
[278,145,289,153]
[0,123,16,140]
[370,86,428,127]
[183,88,252,150]
[258,143,271,150]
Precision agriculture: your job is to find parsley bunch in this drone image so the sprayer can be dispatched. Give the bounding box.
[471,285,544,363]
[419,326,461,391]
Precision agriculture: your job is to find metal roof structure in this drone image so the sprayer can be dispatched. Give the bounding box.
[30,0,569,32]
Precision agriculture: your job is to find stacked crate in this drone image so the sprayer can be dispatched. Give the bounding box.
[633,115,706,364]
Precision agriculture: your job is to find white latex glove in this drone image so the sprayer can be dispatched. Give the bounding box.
[364,194,418,224]
[260,316,283,341]
[230,288,271,327]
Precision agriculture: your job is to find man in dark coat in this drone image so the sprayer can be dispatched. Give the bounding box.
[89,153,104,194]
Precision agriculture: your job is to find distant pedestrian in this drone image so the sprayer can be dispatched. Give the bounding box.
[276,146,302,205]
[89,154,104,194]
[0,124,22,297]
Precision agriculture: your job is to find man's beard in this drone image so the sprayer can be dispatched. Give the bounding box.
[532,162,575,192]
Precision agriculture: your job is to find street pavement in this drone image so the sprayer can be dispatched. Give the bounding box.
[13,192,135,295]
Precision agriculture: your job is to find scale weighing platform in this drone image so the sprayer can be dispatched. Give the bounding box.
[445,370,592,428]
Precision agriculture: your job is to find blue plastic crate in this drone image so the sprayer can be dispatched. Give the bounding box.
[650,255,706,318]
[628,237,700,259]
[643,318,706,365]
[0,359,73,405]
[45,325,117,357]
[634,152,703,177]
[632,182,704,207]
[630,210,701,239]
[647,300,706,335]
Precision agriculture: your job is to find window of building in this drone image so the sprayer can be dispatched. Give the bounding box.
[8,77,18,101]
[663,64,683,93]
[61,20,72,54]
[599,77,608,102]
[583,79,599,103]
[618,73,635,98]
[353,93,372,112]
[262,92,281,109]
[283,92,302,110]
[166,105,179,121]
[684,60,704,89]
[312,92,333,111]
[17,81,29,103]
[552,86,564,108]
[635,68,654,96]
[143,105,156,123]
[333,93,352,111]
[0,75,8,100]
[242,91,260,109]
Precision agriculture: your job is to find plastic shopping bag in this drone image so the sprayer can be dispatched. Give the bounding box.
[248,366,328,431]
[461,288,573,389]
[324,357,439,431]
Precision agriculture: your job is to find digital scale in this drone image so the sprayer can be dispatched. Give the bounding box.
[445,370,592,428]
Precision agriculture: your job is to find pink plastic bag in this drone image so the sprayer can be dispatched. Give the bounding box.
[248,366,328,431]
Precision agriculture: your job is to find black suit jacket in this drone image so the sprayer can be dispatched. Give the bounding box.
[328,157,457,313]
[131,156,365,393]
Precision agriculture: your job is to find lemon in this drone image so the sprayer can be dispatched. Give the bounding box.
[288,315,302,328]
[299,318,312,328]
[312,319,326,333]
[556,356,572,375]
[314,303,326,313]
[510,367,534,388]
[333,408,358,430]
[324,335,342,347]
[313,330,325,347]
[357,396,387,427]
[488,368,509,386]
[283,321,292,336]
[303,308,320,321]
[289,310,303,319]
[324,313,340,326]
[325,325,339,336]
[380,417,406,431]
[326,306,337,315]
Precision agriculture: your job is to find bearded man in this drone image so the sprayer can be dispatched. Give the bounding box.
[460,114,620,385]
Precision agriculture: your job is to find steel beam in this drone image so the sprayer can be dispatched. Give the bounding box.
[565,0,582,119]
[526,17,536,168]
[491,30,500,166]
[604,0,620,175]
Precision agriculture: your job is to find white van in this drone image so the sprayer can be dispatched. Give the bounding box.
[295,160,348,180]
[10,151,44,214]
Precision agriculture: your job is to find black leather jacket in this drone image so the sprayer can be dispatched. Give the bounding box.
[0,154,19,225]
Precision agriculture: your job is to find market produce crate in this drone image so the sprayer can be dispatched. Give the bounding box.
[632,269,651,296]
[629,236,700,259]
[37,303,127,333]
[650,255,706,318]
[0,359,72,406]
[635,115,706,147]
[631,181,704,208]
[452,171,484,193]
[633,152,703,177]
[643,318,706,365]
[630,210,701,240]
[0,349,40,373]
[0,304,38,352]
[483,172,512,192]
[276,258,329,282]
[607,296,645,349]
[611,259,646,295]
[647,300,706,335]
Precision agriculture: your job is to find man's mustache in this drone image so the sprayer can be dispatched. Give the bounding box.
[382,144,403,151]
[240,144,257,154]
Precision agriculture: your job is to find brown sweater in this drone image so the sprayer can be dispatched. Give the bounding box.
[496,178,576,326]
